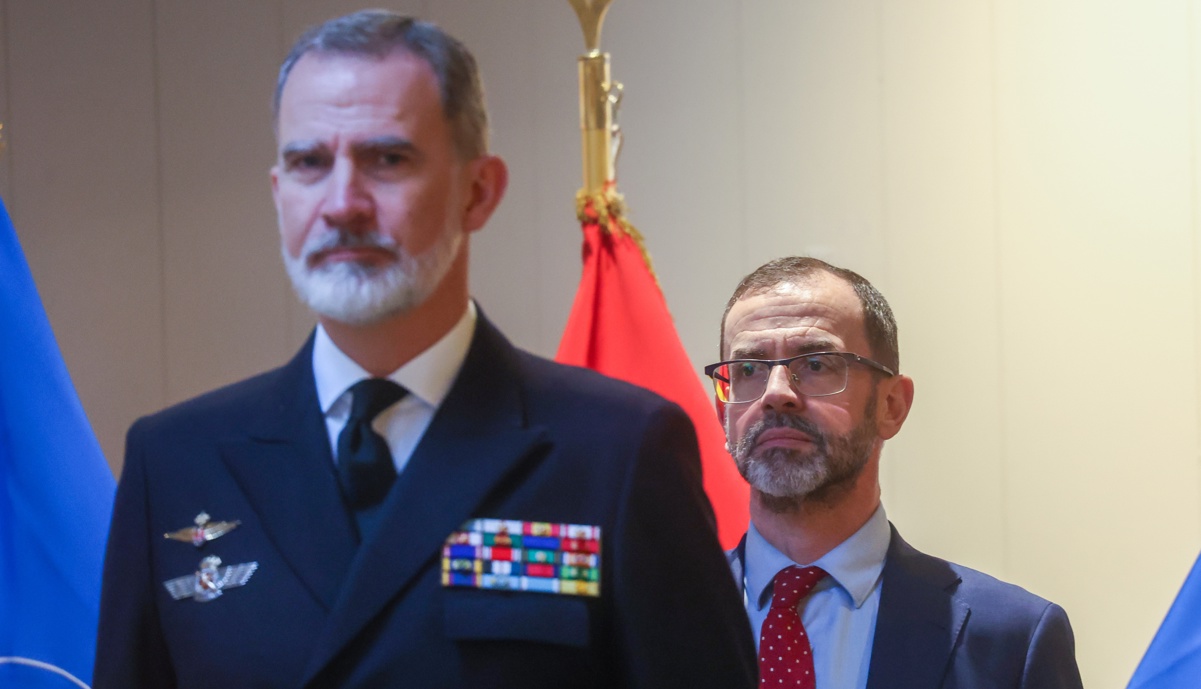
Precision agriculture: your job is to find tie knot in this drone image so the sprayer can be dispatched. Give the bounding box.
[769,565,827,610]
[347,378,407,422]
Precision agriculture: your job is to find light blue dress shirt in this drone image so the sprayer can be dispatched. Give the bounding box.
[743,505,890,689]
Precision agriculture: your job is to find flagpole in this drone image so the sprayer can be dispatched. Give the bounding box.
[566,0,660,282]
[567,0,617,195]
[558,1,751,547]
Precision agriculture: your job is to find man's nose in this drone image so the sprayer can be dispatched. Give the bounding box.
[760,363,804,410]
[322,162,374,230]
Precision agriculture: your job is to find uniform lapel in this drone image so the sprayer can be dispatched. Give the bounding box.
[300,315,550,685]
[865,526,968,689]
[219,335,358,611]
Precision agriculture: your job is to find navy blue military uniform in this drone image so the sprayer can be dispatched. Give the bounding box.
[96,315,756,688]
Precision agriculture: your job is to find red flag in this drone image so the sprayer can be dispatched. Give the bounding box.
[556,189,748,548]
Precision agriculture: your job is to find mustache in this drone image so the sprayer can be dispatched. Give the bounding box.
[302,229,401,261]
[740,410,828,455]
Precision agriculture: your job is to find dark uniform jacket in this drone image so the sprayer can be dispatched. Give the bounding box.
[96,315,756,689]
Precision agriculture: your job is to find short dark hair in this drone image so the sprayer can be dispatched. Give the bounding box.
[720,256,900,373]
[273,10,489,159]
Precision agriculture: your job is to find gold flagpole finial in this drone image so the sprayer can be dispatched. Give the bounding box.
[568,0,619,194]
[568,0,613,53]
[565,0,658,282]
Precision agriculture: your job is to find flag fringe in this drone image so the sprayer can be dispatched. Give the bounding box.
[575,187,661,290]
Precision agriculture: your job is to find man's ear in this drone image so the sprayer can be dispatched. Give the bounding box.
[875,374,914,440]
[461,155,508,233]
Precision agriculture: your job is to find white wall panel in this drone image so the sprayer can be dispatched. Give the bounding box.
[740,0,886,282]
[0,0,11,201]
[524,3,600,352]
[877,0,1006,578]
[154,1,293,404]
[994,1,1197,684]
[282,0,428,39]
[6,0,161,473]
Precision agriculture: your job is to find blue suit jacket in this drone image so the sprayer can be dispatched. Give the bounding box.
[729,526,1084,688]
[95,315,756,688]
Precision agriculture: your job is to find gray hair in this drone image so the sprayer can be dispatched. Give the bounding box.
[273,10,489,159]
[720,256,900,373]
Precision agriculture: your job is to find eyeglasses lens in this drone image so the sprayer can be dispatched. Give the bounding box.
[716,354,850,402]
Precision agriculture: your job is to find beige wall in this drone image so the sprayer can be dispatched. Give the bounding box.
[3,0,1197,685]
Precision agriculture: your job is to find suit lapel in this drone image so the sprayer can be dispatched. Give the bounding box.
[300,316,550,685]
[727,534,748,594]
[865,526,968,689]
[219,336,359,611]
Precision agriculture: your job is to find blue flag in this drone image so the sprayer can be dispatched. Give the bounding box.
[1129,552,1201,688]
[0,196,115,688]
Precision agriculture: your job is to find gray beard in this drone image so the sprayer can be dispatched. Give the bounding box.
[730,393,878,513]
[281,226,462,326]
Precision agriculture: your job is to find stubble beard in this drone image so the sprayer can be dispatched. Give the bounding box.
[729,392,879,514]
[282,223,463,327]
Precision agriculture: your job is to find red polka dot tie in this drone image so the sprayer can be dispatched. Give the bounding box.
[759,565,827,688]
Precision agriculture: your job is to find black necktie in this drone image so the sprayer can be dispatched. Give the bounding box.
[337,378,407,540]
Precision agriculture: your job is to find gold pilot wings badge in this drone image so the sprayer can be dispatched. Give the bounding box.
[164,511,241,547]
[164,555,259,602]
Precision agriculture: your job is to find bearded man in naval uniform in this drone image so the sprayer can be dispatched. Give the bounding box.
[94,11,755,689]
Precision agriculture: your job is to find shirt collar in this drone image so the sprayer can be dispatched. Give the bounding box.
[313,300,478,414]
[745,503,890,611]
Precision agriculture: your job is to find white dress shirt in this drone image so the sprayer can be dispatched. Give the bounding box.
[312,301,477,474]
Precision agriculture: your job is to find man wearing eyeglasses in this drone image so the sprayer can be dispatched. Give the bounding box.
[707,256,1083,688]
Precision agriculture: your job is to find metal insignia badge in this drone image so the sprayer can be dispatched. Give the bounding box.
[163,511,240,547]
[163,555,259,602]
